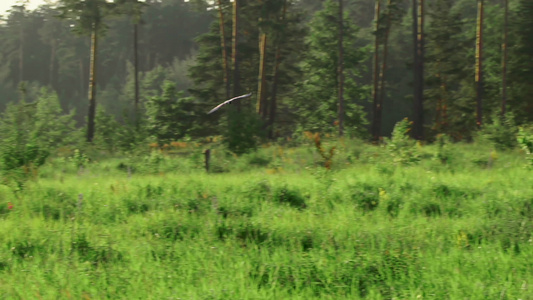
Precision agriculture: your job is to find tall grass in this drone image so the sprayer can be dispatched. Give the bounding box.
[0,140,532,299]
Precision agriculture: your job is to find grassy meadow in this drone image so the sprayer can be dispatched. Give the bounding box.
[1,137,532,299]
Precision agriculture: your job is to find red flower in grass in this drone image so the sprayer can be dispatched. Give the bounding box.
[7,202,14,210]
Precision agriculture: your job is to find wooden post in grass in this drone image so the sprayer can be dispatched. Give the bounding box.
[204,149,211,173]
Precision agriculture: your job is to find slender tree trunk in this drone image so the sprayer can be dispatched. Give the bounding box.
[133,22,140,124]
[501,0,508,116]
[232,0,241,110]
[412,0,418,119]
[475,0,484,128]
[268,0,287,139]
[87,25,98,143]
[371,0,381,141]
[217,0,231,99]
[257,32,268,119]
[412,0,425,140]
[376,0,392,141]
[338,0,345,136]
[419,0,425,132]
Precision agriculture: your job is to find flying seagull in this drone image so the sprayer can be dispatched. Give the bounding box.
[207,93,253,114]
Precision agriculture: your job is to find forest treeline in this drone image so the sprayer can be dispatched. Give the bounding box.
[0,0,532,154]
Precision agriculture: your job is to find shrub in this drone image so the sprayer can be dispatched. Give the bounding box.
[517,126,533,167]
[273,185,307,209]
[386,118,420,165]
[0,89,78,188]
[313,133,336,170]
[434,133,452,164]
[71,234,123,265]
[478,113,517,150]
[69,149,90,169]
[224,110,263,155]
[351,184,380,212]
[246,152,271,167]
[145,81,196,145]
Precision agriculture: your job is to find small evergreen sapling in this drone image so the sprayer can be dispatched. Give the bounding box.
[386,118,420,165]
[313,133,335,170]
[517,127,533,167]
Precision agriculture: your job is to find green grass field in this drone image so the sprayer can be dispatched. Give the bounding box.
[1,140,532,299]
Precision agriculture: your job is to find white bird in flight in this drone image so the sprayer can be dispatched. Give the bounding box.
[207,93,253,114]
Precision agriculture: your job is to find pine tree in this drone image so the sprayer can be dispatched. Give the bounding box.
[115,0,146,123]
[374,0,403,141]
[337,0,345,136]
[57,0,117,143]
[31,88,78,149]
[425,0,469,136]
[267,0,288,139]
[188,0,306,140]
[231,0,241,108]
[475,0,484,128]
[509,0,533,123]
[145,81,195,145]
[371,0,381,141]
[217,0,231,99]
[294,0,367,137]
[501,0,508,116]
[412,0,425,140]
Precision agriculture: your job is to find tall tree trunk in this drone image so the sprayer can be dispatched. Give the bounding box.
[475,0,484,128]
[268,0,287,139]
[501,0,508,116]
[338,0,345,137]
[371,0,381,141]
[376,0,392,141]
[217,0,231,99]
[133,22,140,124]
[257,32,268,119]
[87,25,98,143]
[231,0,241,110]
[412,0,425,140]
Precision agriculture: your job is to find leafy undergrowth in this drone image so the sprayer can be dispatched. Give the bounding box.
[0,141,532,299]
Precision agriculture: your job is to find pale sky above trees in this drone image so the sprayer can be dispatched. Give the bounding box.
[1,0,49,16]
[0,0,154,16]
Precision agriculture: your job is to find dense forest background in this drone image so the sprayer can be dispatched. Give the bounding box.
[0,0,532,154]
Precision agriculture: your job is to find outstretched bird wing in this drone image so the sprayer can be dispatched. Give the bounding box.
[207,93,253,114]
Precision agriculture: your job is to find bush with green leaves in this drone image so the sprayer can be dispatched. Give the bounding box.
[93,107,146,153]
[144,150,166,174]
[385,118,420,165]
[94,107,123,153]
[145,81,196,145]
[434,133,453,164]
[477,113,517,150]
[224,111,263,155]
[517,126,533,167]
[69,149,90,169]
[0,88,77,172]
